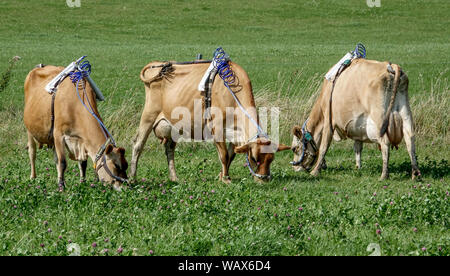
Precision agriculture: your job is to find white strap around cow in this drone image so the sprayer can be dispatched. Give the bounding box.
[325,43,367,81]
[45,58,82,93]
[198,61,216,92]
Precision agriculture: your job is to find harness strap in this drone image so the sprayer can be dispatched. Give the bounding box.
[204,66,218,122]
[172,60,212,65]
[328,59,351,134]
[246,154,270,180]
[290,119,318,166]
[96,155,128,183]
[94,137,113,169]
[149,60,213,70]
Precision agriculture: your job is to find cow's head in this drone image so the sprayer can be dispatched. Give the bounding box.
[234,138,291,182]
[291,125,318,172]
[96,144,128,191]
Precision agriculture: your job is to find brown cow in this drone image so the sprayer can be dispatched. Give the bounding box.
[291,59,421,180]
[130,60,290,183]
[24,65,128,191]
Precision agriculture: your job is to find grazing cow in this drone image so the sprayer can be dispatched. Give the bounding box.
[291,58,421,180]
[24,65,128,190]
[130,60,290,183]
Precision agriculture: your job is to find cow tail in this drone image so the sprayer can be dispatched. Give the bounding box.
[140,63,173,84]
[140,64,153,83]
[380,64,401,137]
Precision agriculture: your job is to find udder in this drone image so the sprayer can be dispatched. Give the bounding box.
[345,115,378,143]
[153,118,172,144]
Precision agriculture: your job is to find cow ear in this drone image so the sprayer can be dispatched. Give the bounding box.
[117,147,126,155]
[277,143,291,152]
[234,143,250,154]
[292,126,303,139]
[105,144,114,155]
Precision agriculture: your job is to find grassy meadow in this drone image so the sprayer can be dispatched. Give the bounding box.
[0,0,448,256]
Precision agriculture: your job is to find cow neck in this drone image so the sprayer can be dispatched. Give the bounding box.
[245,114,261,144]
[76,87,110,162]
[306,97,324,141]
[84,124,109,163]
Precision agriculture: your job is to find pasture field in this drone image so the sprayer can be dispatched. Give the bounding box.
[0,0,449,256]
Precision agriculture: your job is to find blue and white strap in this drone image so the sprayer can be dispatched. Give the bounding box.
[212,48,270,179]
[213,47,268,141]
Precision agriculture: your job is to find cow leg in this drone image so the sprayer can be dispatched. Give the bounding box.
[52,148,59,168]
[130,111,158,181]
[53,134,67,190]
[354,141,363,169]
[226,143,236,171]
[400,107,421,180]
[379,141,390,180]
[215,141,231,183]
[78,160,87,182]
[310,126,333,177]
[27,131,37,179]
[164,139,178,182]
[52,147,58,164]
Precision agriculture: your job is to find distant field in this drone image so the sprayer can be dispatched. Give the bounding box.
[0,0,448,256]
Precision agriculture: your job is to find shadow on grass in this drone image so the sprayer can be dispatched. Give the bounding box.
[258,173,324,190]
[321,157,449,180]
[392,157,449,179]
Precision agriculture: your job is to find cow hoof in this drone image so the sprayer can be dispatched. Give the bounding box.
[412,169,422,181]
[221,175,231,184]
[379,174,389,181]
[310,170,319,177]
[58,179,65,187]
[170,177,179,182]
[253,176,268,183]
[129,170,137,183]
[58,183,65,192]
[113,184,123,192]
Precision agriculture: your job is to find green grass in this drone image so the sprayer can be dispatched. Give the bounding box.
[0,0,449,256]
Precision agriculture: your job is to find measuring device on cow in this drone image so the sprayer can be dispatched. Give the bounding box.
[45,56,105,101]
